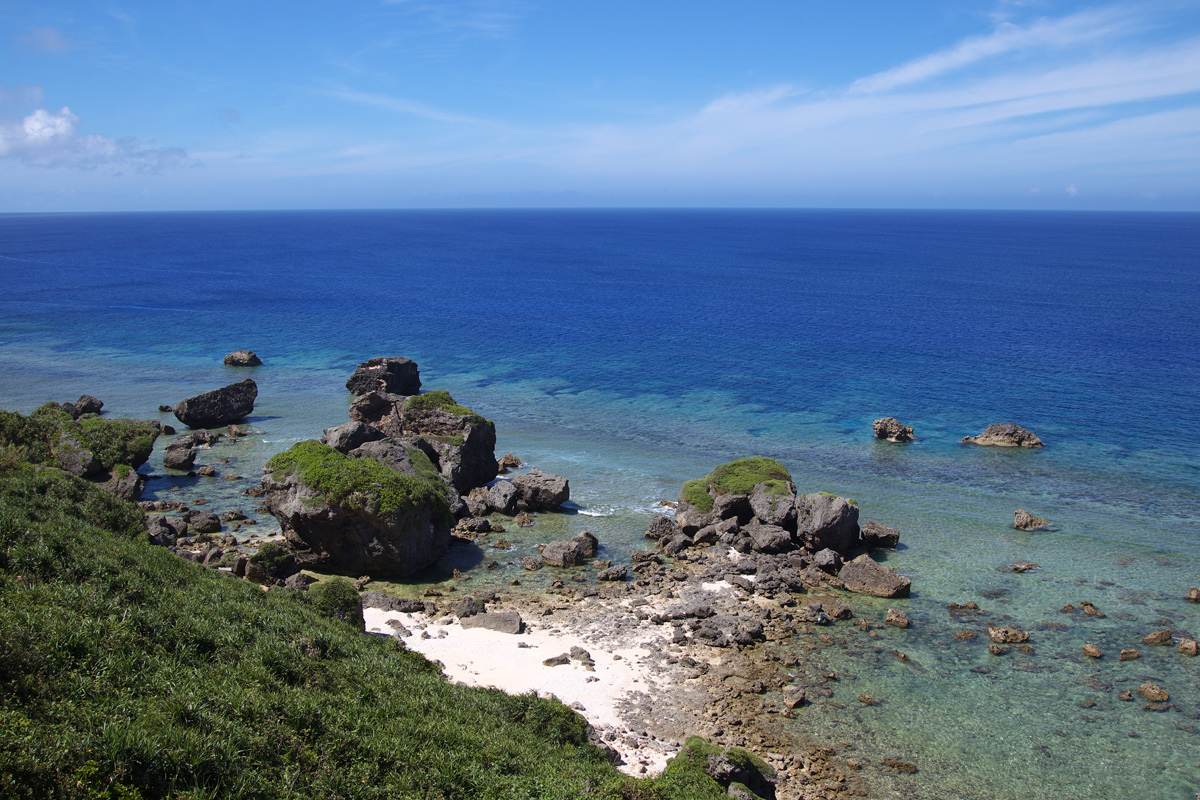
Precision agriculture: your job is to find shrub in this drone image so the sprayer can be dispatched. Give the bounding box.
[309,578,365,628]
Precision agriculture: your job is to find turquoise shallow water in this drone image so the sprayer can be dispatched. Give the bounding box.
[0,209,1198,798]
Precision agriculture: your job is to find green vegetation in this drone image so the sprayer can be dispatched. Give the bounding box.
[310,578,365,628]
[248,540,289,567]
[266,440,452,529]
[815,491,857,505]
[680,457,793,513]
[404,391,490,427]
[0,407,159,475]
[405,445,442,482]
[0,453,743,800]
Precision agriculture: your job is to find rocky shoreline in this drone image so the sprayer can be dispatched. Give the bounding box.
[18,354,1198,800]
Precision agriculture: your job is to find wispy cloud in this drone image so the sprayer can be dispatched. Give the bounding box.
[851,7,1136,93]
[319,86,501,126]
[0,107,192,171]
[19,26,73,55]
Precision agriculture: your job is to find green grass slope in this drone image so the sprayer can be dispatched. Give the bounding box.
[0,465,735,800]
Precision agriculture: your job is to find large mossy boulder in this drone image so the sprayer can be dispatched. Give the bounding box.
[173,379,257,428]
[262,440,452,576]
[676,457,794,537]
[661,736,777,800]
[0,404,158,499]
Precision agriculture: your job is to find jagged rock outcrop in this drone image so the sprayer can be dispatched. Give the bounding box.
[1013,509,1049,531]
[63,394,104,419]
[321,421,386,453]
[173,379,257,427]
[873,417,914,442]
[345,356,421,396]
[838,553,911,598]
[962,423,1043,448]
[511,468,570,511]
[261,440,452,576]
[348,390,497,493]
[861,520,901,549]
[223,350,262,367]
[795,493,859,553]
[669,458,874,570]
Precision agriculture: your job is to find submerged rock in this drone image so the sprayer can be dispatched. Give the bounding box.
[173,379,257,427]
[961,423,1043,448]
[885,608,910,628]
[1187,587,1200,603]
[873,416,915,442]
[1082,643,1103,658]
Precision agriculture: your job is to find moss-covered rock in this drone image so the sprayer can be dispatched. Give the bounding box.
[403,390,490,427]
[263,440,453,576]
[679,457,792,514]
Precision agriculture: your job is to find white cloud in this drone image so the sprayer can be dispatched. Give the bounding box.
[851,7,1135,93]
[0,107,192,171]
[1066,183,1080,196]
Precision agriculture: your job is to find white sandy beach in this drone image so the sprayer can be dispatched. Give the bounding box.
[363,605,681,773]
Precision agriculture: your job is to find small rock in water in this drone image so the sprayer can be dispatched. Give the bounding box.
[858,695,880,706]
[1013,509,1049,531]
[1009,561,1039,573]
[1138,682,1169,703]
[885,609,909,628]
[1118,691,1133,701]
[1082,644,1103,659]
[1080,601,1105,618]
[1185,587,1200,602]
[988,626,1030,644]
[988,644,1010,656]
[1143,630,1174,646]
[882,757,918,774]
[1177,638,1198,657]
[954,629,978,642]
[1119,648,1141,661]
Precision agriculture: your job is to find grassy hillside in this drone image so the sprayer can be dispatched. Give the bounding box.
[0,464,739,800]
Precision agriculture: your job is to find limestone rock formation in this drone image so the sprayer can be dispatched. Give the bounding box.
[223,350,262,366]
[873,417,914,442]
[838,554,911,598]
[1013,509,1049,531]
[261,440,452,576]
[861,520,901,549]
[795,493,859,553]
[345,356,421,396]
[173,379,258,427]
[511,468,570,511]
[962,423,1043,448]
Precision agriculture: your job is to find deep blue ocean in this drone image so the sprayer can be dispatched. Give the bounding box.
[1,209,1198,799]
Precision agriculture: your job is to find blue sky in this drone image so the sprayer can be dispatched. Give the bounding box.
[2,0,1199,211]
